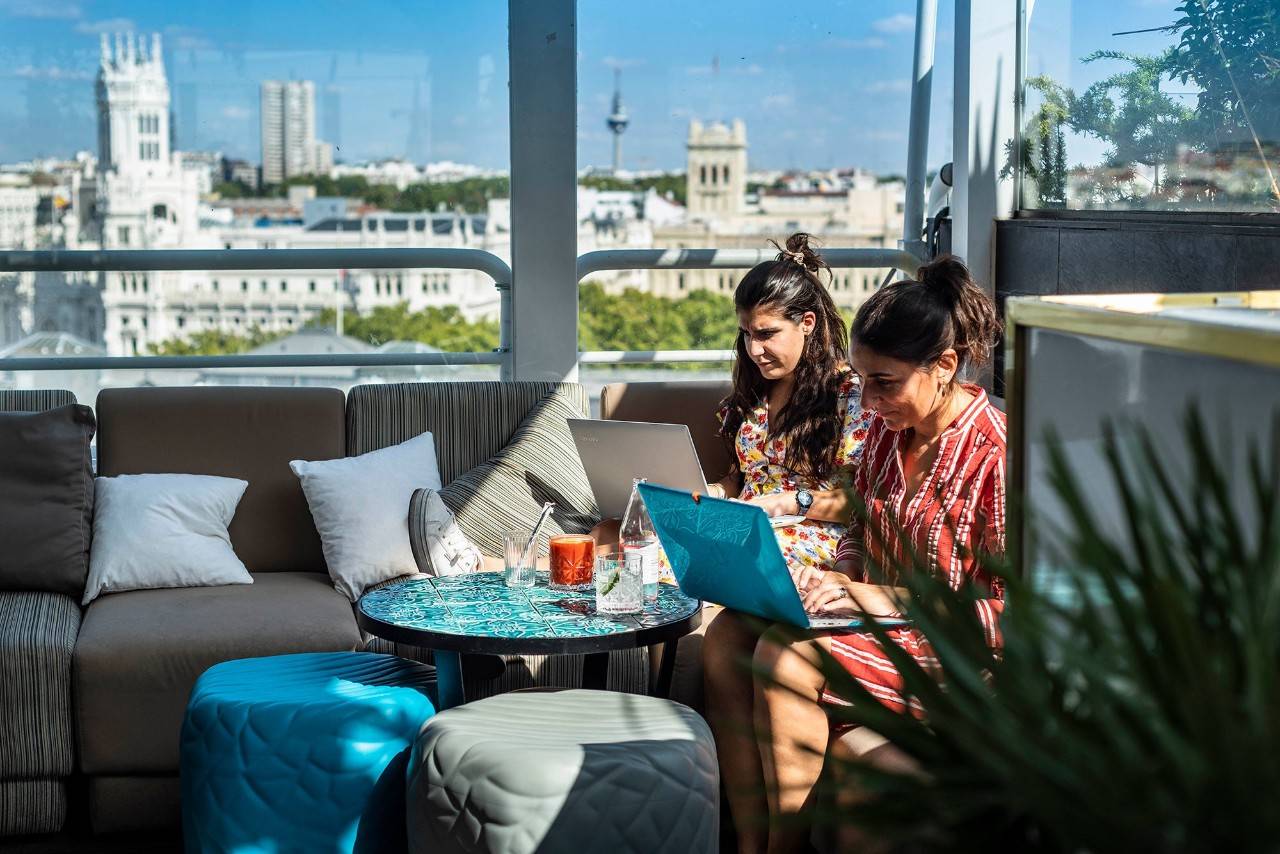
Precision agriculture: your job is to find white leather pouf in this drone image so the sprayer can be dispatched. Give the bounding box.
[406,689,719,854]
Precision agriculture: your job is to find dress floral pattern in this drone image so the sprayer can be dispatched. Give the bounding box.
[718,368,872,575]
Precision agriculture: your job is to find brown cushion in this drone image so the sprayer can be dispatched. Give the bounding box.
[0,404,95,596]
[73,572,361,775]
[95,387,345,574]
[600,381,734,481]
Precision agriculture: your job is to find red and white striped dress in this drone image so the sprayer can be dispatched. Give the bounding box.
[822,385,1006,715]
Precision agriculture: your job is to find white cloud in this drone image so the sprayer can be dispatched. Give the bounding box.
[221,105,251,121]
[13,64,93,81]
[165,26,213,51]
[762,93,794,110]
[826,36,888,50]
[76,17,136,35]
[734,63,764,76]
[0,0,81,19]
[865,78,912,95]
[872,13,915,34]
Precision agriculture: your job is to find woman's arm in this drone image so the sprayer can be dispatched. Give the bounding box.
[747,485,851,523]
[802,574,910,618]
[707,464,743,499]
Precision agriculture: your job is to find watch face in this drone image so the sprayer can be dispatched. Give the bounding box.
[797,490,813,509]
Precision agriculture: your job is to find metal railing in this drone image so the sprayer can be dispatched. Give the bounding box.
[0,248,512,376]
[1,244,920,376]
[575,246,921,366]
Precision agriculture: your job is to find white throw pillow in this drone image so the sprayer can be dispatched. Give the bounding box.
[85,473,252,606]
[290,430,443,601]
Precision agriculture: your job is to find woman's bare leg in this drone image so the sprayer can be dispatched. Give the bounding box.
[753,627,834,854]
[703,608,771,854]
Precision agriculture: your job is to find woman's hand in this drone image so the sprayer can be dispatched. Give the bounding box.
[748,491,799,518]
[793,565,826,595]
[802,576,903,618]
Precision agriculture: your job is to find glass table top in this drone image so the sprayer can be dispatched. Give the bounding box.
[358,572,701,640]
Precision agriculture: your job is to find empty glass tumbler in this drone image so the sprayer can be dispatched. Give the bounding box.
[594,549,643,615]
[502,530,538,588]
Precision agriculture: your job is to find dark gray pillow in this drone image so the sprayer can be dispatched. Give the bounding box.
[434,391,599,558]
[0,404,96,597]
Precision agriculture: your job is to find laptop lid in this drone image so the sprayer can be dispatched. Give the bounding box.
[569,419,710,518]
[636,481,811,627]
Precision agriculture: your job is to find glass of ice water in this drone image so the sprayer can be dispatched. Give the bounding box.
[594,549,643,615]
[502,529,537,588]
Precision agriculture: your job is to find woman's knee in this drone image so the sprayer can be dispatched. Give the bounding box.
[753,626,824,694]
[703,609,764,683]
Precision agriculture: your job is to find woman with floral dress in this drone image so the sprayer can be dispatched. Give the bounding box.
[701,232,872,853]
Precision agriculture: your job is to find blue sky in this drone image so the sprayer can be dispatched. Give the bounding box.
[0,0,1186,175]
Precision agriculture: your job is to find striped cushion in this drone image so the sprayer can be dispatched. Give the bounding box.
[436,390,598,558]
[0,778,66,836]
[347,381,589,483]
[0,592,79,780]
[0,389,76,412]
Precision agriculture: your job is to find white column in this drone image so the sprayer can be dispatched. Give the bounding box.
[507,0,578,382]
[952,0,1018,291]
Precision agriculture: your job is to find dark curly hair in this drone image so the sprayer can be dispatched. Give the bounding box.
[719,233,850,481]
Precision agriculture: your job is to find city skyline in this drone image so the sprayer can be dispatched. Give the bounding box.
[1,0,1188,174]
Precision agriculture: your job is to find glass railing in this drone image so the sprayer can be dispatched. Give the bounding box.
[1018,0,1279,214]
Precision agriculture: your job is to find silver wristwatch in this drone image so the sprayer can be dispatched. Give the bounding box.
[795,489,814,515]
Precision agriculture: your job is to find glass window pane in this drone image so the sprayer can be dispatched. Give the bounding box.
[1022,0,1279,213]
[0,2,509,366]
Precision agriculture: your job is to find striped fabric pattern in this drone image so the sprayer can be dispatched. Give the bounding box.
[0,390,78,837]
[347,381,587,482]
[0,779,66,837]
[436,390,598,558]
[0,592,79,779]
[824,386,1007,714]
[0,389,76,412]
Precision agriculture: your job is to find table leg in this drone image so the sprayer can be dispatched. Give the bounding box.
[434,650,465,710]
[581,652,610,690]
[653,642,677,699]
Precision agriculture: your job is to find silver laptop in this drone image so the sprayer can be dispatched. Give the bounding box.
[568,419,710,518]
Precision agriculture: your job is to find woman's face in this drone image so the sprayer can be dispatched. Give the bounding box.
[852,343,956,431]
[738,304,815,382]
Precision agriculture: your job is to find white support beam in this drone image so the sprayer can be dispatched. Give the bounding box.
[507,0,579,382]
[952,0,1018,293]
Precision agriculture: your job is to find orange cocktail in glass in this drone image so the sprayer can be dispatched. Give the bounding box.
[549,534,595,590]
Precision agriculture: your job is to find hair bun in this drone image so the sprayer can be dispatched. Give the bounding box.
[916,255,971,301]
[774,232,826,275]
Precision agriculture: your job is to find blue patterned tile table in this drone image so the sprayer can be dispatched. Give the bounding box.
[357,573,703,709]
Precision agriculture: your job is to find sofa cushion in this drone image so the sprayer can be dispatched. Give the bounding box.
[0,404,95,597]
[600,381,734,482]
[73,572,361,775]
[292,431,444,601]
[439,390,598,557]
[346,381,588,483]
[0,592,79,780]
[0,779,67,837]
[95,387,346,574]
[84,473,253,605]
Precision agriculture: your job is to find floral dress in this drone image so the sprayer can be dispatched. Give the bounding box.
[718,368,872,575]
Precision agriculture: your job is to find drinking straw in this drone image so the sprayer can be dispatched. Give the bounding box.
[518,501,556,572]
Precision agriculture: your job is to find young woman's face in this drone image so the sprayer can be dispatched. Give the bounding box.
[738,304,815,382]
[852,343,956,432]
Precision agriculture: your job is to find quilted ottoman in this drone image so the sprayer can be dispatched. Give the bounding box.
[180,652,436,854]
[406,689,719,854]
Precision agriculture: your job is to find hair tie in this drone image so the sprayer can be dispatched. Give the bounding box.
[784,249,807,266]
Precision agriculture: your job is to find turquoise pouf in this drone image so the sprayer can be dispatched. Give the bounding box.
[181,652,436,854]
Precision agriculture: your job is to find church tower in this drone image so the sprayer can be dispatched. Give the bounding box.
[96,33,171,174]
[685,119,747,220]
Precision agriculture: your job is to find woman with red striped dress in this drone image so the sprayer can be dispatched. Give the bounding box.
[707,255,1006,853]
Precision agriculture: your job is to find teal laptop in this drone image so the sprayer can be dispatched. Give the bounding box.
[636,482,908,630]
